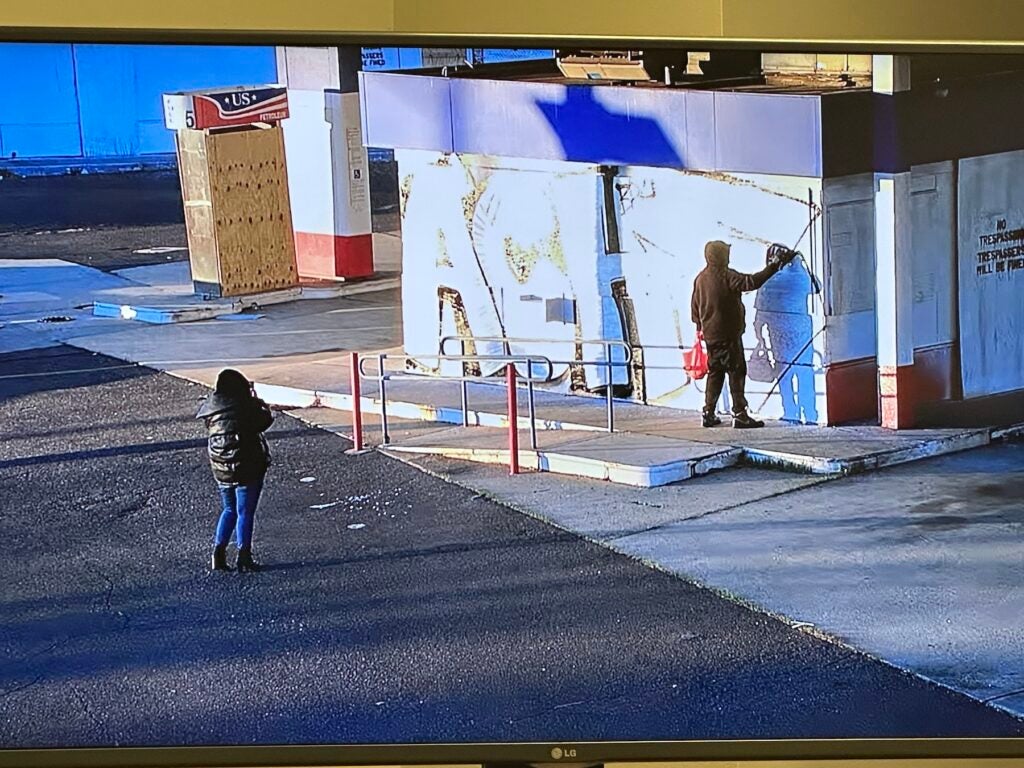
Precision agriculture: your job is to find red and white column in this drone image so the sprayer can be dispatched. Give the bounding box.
[276,46,374,280]
[874,55,916,429]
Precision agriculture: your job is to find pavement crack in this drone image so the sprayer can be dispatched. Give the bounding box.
[69,682,104,730]
[985,687,1024,704]
[0,674,45,698]
[552,699,586,710]
[608,475,839,541]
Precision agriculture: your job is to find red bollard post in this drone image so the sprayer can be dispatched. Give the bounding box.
[350,351,364,452]
[506,363,520,475]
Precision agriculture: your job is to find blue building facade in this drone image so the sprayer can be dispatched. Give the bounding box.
[0,44,554,169]
[0,44,277,163]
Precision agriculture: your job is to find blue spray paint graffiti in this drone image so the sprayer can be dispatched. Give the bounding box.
[534,86,684,167]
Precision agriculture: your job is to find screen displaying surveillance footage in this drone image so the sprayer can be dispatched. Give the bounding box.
[1,42,1022,748]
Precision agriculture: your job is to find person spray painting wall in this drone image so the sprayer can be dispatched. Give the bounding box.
[691,241,797,428]
[613,167,827,421]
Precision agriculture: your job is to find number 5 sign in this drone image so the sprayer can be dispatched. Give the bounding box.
[163,86,289,131]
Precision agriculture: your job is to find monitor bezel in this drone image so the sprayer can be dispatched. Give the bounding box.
[0,23,1022,768]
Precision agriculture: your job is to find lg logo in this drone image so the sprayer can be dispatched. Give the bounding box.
[550,747,578,760]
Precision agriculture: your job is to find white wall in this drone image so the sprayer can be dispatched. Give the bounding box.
[281,91,371,239]
[958,150,1024,398]
[398,150,607,385]
[398,153,974,418]
[276,47,341,90]
[281,90,335,238]
[616,167,826,422]
[398,150,829,422]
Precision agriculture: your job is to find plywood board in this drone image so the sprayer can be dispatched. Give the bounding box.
[205,126,298,297]
[175,130,220,286]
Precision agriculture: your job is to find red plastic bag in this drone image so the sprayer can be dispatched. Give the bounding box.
[682,333,709,380]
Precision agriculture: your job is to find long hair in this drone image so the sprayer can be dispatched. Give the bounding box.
[215,368,251,400]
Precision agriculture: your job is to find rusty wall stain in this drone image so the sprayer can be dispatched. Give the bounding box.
[502,220,568,284]
[436,286,481,377]
[436,229,453,268]
[692,170,823,213]
[611,277,646,402]
[461,185,485,238]
[399,173,413,218]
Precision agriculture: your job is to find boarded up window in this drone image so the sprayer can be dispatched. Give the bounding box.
[825,200,875,316]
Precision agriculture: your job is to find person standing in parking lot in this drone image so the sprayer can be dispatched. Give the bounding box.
[196,368,273,572]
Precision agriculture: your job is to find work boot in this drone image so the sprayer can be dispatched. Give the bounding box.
[236,548,261,573]
[702,411,722,428]
[732,411,765,429]
[211,545,229,572]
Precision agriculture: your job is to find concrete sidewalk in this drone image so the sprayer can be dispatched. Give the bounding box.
[3,254,1019,487]
[244,363,1011,484]
[91,261,401,324]
[393,441,1024,722]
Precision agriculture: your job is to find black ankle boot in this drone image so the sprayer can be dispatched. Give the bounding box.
[236,548,261,573]
[211,545,229,571]
[732,411,765,429]
[702,411,722,428]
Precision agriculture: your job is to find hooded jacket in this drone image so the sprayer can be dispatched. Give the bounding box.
[196,391,274,485]
[691,241,781,343]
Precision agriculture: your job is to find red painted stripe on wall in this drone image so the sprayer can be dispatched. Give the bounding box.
[825,343,959,427]
[913,342,960,403]
[294,232,374,280]
[824,357,878,425]
[879,363,917,430]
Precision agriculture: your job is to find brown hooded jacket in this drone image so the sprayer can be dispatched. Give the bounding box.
[690,240,781,343]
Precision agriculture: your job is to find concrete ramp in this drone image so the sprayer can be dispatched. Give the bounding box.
[383,427,742,488]
[249,379,1002,482]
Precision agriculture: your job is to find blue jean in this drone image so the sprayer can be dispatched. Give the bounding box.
[214,481,263,550]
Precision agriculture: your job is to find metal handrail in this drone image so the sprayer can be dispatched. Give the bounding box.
[436,334,828,433]
[440,335,632,432]
[357,353,555,383]
[440,334,632,363]
[349,328,825,461]
[357,352,554,448]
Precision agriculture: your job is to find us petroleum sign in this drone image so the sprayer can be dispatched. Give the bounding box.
[163,86,289,131]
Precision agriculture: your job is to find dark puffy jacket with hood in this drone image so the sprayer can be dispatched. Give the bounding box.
[196,369,273,485]
[691,240,782,343]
